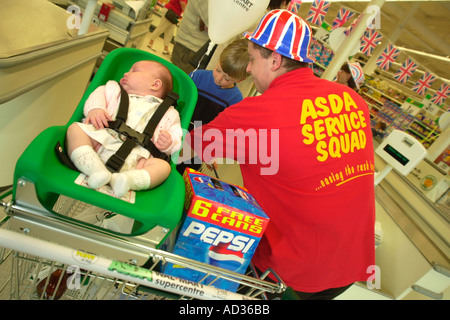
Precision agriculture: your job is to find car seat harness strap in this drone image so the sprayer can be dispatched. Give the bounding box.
[105,85,179,172]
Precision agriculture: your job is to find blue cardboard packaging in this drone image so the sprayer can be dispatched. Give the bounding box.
[163,169,269,292]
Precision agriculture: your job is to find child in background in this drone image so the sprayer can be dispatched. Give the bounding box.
[189,38,250,114]
[177,39,250,173]
[66,60,183,198]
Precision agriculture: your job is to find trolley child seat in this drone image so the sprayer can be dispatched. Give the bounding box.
[11,48,197,244]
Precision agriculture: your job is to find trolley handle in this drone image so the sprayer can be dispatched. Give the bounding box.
[0,228,285,300]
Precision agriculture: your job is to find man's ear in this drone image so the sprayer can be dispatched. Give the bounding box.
[271,52,283,71]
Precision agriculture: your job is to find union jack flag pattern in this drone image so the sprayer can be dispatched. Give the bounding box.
[344,14,362,36]
[244,9,314,63]
[393,59,418,84]
[331,7,356,30]
[305,0,330,26]
[288,0,302,14]
[360,29,383,56]
[412,72,436,96]
[431,83,449,106]
[376,44,400,70]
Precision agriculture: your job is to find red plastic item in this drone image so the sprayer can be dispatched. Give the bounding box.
[99,3,115,21]
[36,269,69,300]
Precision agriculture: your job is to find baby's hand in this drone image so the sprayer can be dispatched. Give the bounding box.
[85,108,112,130]
[155,130,173,151]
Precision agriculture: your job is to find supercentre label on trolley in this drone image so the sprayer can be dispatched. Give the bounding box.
[163,169,270,292]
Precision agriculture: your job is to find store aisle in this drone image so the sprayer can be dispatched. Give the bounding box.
[138,32,174,62]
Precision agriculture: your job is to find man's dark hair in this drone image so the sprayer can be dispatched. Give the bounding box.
[250,42,309,72]
[268,0,290,10]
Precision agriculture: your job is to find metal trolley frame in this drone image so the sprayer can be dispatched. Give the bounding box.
[0,182,288,301]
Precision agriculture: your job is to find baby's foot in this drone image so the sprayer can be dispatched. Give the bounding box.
[110,173,130,197]
[88,171,111,189]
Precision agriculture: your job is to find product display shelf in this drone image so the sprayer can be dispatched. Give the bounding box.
[360,82,404,121]
[310,38,335,77]
[363,84,405,107]
[406,115,442,148]
[361,82,443,148]
[361,91,385,117]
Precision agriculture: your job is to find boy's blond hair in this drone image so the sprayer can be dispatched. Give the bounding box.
[219,39,250,81]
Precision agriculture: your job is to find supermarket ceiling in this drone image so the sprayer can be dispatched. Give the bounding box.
[295,0,450,94]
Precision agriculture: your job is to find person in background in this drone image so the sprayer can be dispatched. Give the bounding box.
[171,0,209,74]
[189,38,250,113]
[204,0,292,99]
[147,0,188,56]
[188,10,376,300]
[177,39,250,174]
[336,62,365,90]
[172,0,290,75]
[372,121,387,139]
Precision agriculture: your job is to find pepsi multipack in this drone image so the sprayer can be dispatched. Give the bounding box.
[163,168,270,292]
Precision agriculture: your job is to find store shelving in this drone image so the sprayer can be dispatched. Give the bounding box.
[362,83,442,148]
[310,38,334,77]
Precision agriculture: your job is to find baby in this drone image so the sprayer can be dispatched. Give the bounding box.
[66,60,182,197]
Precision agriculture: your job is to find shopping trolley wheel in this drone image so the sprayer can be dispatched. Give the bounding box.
[36,269,69,300]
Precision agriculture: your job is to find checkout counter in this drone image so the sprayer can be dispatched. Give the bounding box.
[69,0,154,52]
[337,131,450,300]
[0,0,109,187]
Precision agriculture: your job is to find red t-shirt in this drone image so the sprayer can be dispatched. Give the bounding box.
[165,0,187,17]
[190,67,375,293]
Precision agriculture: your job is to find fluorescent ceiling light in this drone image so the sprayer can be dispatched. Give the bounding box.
[396,47,450,63]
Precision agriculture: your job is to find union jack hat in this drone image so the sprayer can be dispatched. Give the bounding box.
[349,62,365,89]
[244,9,314,63]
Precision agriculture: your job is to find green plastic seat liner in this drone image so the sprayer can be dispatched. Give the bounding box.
[13,48,198,238]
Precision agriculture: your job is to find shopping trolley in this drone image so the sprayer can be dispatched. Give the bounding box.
[0,187,288,300]
[0,48,290,300]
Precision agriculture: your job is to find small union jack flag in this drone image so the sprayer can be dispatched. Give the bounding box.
[305,0,330,26]
[394,59,418,84]
[288,0,302,14]
[360,29,383,56]
[344,14,362,36]
[412,72,436,96]
[376,44,400,70]
[431,83,449,106]
[331,7,356,30]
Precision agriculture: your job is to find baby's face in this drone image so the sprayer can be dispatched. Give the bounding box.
[120,61,160,96]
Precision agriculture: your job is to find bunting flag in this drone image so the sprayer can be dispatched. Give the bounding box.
[393,59,418,84]
[305,0,330,26]
[412,72,436,95]
[344,14,362,36]
[288,0,302,14]
[360,29,383,56]
[331,7,356,30]
[376,44,400,70]
[431,83,450,106]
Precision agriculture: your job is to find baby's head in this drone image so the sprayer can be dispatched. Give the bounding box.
[119,60,173,98]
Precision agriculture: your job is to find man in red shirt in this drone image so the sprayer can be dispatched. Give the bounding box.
[188,9,375,299]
